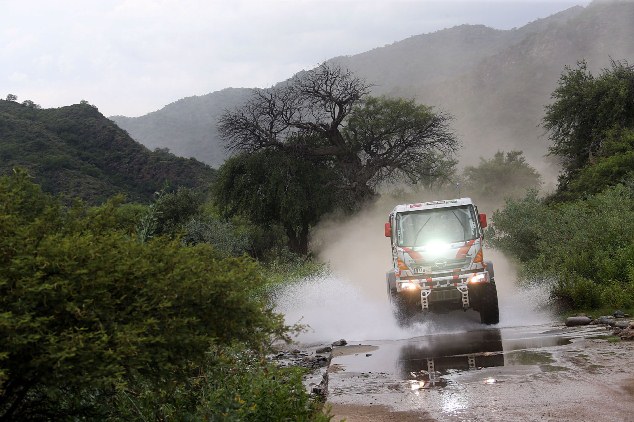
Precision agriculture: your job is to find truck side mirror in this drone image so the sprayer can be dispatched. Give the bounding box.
[384,222,392,237]
[478,213,487,229]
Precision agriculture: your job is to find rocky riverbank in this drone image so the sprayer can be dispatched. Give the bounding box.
[565,310,634,339]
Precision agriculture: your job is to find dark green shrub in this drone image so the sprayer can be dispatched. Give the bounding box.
[0,171,291,420]
[490,184,634,309]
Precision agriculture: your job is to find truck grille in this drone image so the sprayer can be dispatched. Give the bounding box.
[425,257,471,272]
[430,289,462,302]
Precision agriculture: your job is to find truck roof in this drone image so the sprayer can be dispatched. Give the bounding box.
[391,197,474,213]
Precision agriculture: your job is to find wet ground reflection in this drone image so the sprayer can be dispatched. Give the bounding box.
[328,324,606,390]
[399,329,505,388]
[326,324,627,420]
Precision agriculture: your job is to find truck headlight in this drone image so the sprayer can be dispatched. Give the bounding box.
[424,240,451,258]
[399,281,418,290]
[468,273,488,284]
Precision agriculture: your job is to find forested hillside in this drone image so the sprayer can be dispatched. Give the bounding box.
[0,99,216,204]
[111,1,634,176]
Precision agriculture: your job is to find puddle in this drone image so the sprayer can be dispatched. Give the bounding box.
[330,325,596,389]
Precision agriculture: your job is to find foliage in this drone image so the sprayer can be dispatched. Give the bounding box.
[543,59,634,196]
[182,216,252,257]
[343,96,458,190]
[462,151,541,207]
[261,250,328,288]
[0,99,216,204]
[564,128,634,196]
[194,345,331,422]
[218,64,458,253]
[489,184,634,309]
[108,343,331,422]
[489,58,634,311]
[214,148,339,254]
[0,170,293,420]
[219,63,458,206]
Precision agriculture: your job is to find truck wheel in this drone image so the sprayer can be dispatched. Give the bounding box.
[485,260,495,283]
[479,283,500,325]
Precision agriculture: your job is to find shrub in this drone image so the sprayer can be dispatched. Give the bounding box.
[490,184,634,309]
[0,171,291,420]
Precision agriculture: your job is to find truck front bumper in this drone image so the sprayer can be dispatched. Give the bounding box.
[396,271,491,311]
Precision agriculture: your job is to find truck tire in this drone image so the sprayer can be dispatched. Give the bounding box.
[485,260,495,282]
[479,282,500,325]
[390,290,419,325]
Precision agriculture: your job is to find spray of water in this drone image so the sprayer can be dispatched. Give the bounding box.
[274,195,555,345]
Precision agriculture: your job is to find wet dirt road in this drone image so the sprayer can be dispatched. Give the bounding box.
[325,319,634,422]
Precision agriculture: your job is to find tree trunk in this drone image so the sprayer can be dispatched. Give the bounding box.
[286,225,310,255]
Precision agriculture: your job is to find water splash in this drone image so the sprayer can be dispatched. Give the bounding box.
[274,251,554,345]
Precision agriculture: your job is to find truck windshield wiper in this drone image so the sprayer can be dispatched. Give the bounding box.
[413,216,432,246]
[451,210,468,241]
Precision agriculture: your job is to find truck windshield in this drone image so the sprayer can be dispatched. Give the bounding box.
[396,205,478,247]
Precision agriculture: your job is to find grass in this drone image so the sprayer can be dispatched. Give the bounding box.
[561,306,634,319]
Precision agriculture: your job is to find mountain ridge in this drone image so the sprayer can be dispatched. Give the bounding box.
[110,1,633,177]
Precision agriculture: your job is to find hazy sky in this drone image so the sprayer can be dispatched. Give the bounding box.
[1,0,590,117]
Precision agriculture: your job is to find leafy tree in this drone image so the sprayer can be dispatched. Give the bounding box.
[462,150,541,206]
[344,96,458,191]
[214,148,338,255]
[563,128,634,196]
[4,94,17,102]
[219,63,458,205]
[544,59,634,195]
[0,170,290,420]
[20,99,41,109]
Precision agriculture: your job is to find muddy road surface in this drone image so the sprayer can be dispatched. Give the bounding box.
[274,251,633,421]
[325,317,634,422]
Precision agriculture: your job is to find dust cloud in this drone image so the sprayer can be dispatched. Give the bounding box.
[274,192,555,346]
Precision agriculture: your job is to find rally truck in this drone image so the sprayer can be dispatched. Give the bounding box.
[384,198,499,324]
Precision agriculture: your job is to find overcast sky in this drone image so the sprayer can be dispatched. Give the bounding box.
[1,0,590,117]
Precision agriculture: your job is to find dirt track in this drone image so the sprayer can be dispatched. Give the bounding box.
[325,323,634,422]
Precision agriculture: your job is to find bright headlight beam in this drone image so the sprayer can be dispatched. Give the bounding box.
[424,240,451,258]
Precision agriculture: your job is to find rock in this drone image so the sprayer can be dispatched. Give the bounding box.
[316,346,332,354]
[366,353,373,357]
[593,316,614,325]
[613,310,625,318]
[614,320,630,329]
[617,327,634,340]
[332,339,348,347]
[311,385,325,396]
[565,316,592,326]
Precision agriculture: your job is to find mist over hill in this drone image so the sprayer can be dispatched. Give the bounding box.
[111,88,251,168]
[0,100,216,204]
[111,1,634,180]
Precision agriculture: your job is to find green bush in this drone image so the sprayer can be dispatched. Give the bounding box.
[195,345,330,422]
[0,170,294,420]
[490,183,634,310]
[553,274,602,309]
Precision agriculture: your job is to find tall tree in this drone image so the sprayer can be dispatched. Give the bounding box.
[462,151,541,206]
[214,147,338,255]
[219,63,458,205]
[543,59,634,194]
